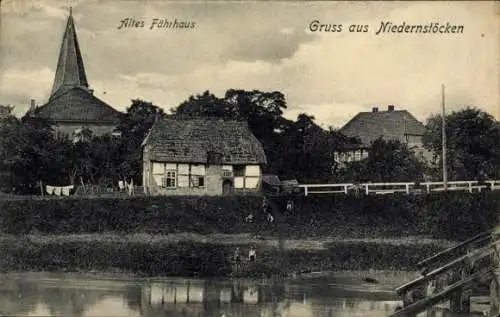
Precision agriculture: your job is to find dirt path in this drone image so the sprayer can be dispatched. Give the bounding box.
[1,233,457,250]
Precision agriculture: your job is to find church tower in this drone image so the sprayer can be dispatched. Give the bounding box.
[33,8,122,137]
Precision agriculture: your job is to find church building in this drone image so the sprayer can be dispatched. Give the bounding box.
[31,9,122,138]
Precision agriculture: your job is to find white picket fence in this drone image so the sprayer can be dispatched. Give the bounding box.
[298,180,500,196]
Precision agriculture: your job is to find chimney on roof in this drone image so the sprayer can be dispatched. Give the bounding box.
[388,105,395,112]
[372,107,379,113]
[30,99,36,112]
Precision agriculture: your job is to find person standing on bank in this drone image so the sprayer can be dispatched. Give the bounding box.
[249,246,256,262]
[234,247,242,271]
[234,247,241,263]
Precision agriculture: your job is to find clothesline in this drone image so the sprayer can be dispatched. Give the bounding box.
[43,179,136,197]
[46,185,74,196]
[118,179,134,190]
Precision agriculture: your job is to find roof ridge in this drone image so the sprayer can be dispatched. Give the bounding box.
[337,108,425,147]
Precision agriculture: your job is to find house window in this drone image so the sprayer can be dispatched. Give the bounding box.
[190,164,205,188]
[190,175,205,188]
[234,165,245,177]
[162,170,177,188]
[245,165,260,189]
[222,165,233,177]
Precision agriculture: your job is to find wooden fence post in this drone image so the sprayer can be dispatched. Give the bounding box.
[304,186,308,196]
[426,306,437,317]
[490,271,500,315]
[450,289,471,313]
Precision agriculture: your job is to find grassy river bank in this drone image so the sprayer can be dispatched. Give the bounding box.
[0,192,495,278]
[0,232,453,278]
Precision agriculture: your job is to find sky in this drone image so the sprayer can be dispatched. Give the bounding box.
[0,0,498,129]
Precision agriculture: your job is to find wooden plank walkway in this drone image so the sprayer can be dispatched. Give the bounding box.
[389,229,500,317]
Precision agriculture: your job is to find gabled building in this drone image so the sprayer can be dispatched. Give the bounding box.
[335,105,429,164]
[31,9,122,138]
[141,117,267,196]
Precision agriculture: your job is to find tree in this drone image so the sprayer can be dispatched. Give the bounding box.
[173,90,233,118]
[273,113,337,182]
[172,90,354,182]
[117,99,165,138]
[116,99,166,184]
[224,89,287,139]
[71,134,122,186]
[338,138,426,182]
[0,99,167,193]
[0,116,71,193]
[422,107,500,180]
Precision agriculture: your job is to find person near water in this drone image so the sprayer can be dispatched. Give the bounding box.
[234,247,241,263]
[245,213,254,223]
[234,247,242,271]
[267,212,274,223]
[262,197,268,210]
[248,246,256,262]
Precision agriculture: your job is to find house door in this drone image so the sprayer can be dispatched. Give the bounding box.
[222,180,234,195]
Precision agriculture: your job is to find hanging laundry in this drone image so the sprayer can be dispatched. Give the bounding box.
[62,186,71,196]
[46,185,55,195]
[54,187,62,196]
[128,179,134,195]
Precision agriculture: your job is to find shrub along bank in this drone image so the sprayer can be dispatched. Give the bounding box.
[0,191,497,240]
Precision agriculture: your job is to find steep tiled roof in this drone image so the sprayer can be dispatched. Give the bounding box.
[339,109,425,147]
[35,87,121,123]
[143,118,267,165]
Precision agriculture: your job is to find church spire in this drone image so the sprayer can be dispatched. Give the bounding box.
[50,8,89,99]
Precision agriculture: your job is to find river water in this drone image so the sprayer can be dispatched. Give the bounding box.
[0,271,488,317]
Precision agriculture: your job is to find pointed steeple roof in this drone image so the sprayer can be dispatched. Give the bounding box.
[50,8,89,99]
[34,8,122,126]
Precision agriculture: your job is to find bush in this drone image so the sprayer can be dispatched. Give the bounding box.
[0,191,497,240]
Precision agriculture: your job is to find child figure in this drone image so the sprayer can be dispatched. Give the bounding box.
[267,212,274,223]
[248,246,256,262]
[245,213,254,223]
[234,247,241,264]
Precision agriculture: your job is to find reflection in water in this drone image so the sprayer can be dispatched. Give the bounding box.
[0,272,462,317]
